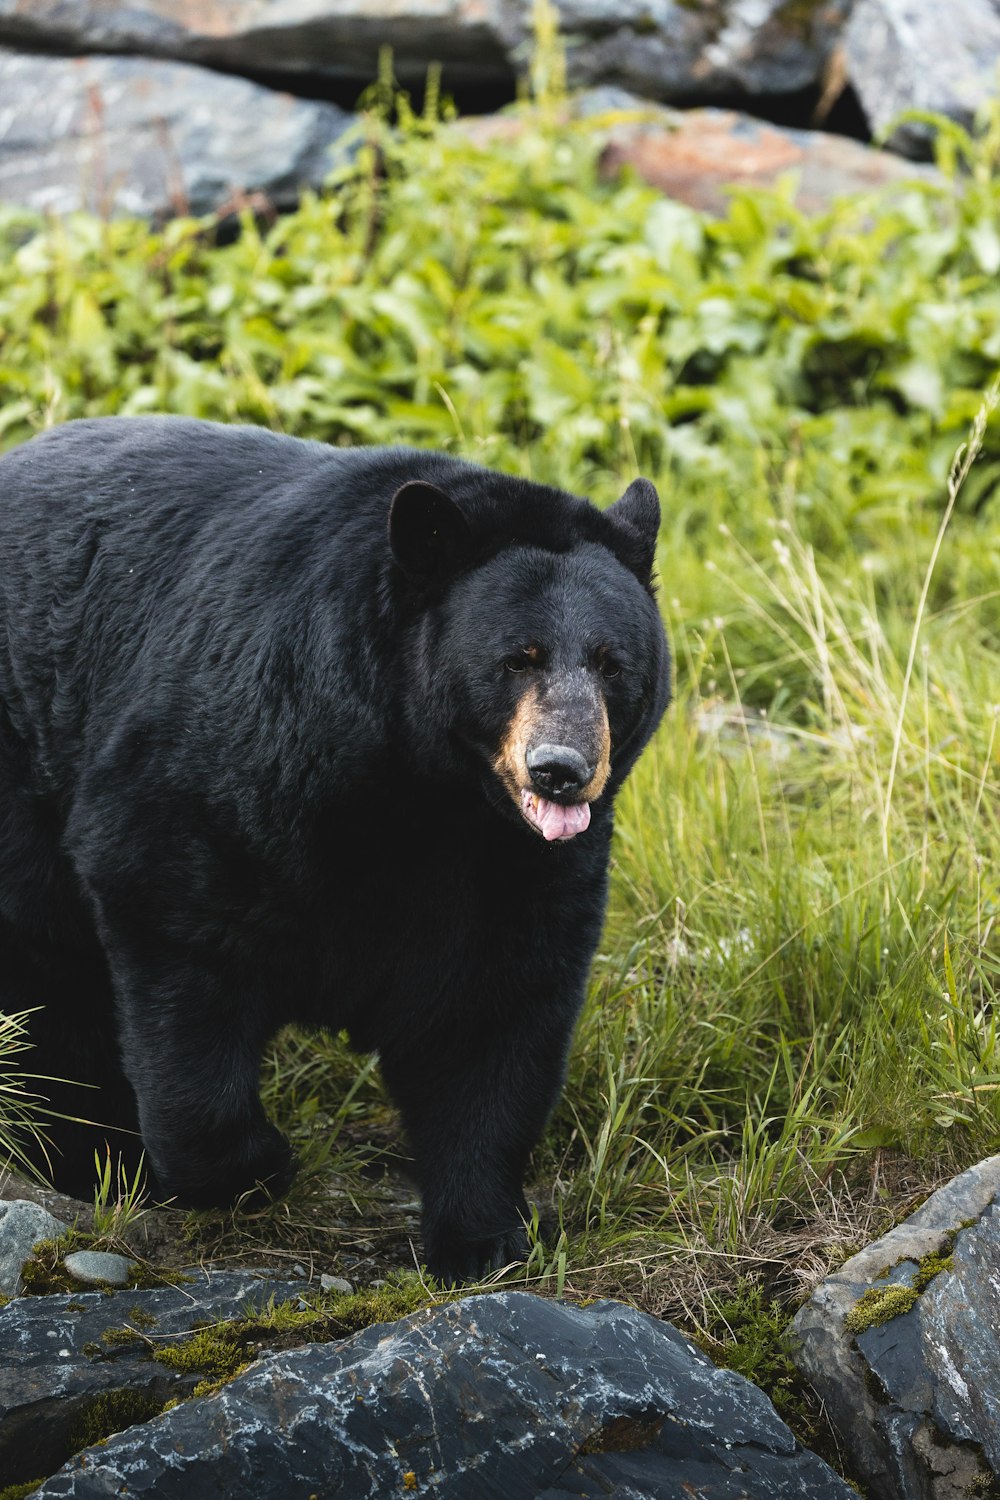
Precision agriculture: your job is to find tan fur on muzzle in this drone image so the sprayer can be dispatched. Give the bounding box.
[493,683,611,807]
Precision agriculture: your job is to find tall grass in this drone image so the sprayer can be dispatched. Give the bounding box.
[538,384,1000,1315]
[0,1009,54,1183]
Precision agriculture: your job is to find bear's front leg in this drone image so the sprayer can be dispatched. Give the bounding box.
[379,1008,576,1284]
[97,932,294,1208]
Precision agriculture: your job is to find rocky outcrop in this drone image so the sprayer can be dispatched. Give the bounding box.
[844,0,1000,156]
[0,1,851,101]
[0,0,514,89]
[0,0,997,203]
[792,1155,1000,1500]
[0,1267,310,1488]
[33,1291,855,1498]
[0,47,352,220]
[554,0,853,104]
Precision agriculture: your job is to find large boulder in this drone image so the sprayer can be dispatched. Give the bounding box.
[553,0,853,105]
[0,0,852,102]
[0,47,352,219]
[0,1268,309,1488]
[792,1156,1000,1499]
[574,90,938,216]
[0,1,513,89]
[844,0,1000,156]
[34,1290,855,1498]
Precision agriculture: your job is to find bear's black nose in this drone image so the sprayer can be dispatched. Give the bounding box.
[526,744,592,798]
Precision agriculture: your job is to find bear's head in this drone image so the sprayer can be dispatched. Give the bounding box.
[389,474,670,841]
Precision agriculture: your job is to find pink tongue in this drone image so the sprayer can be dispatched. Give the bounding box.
[520,790,592,842]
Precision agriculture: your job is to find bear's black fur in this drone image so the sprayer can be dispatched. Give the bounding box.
[0,417,670,1281]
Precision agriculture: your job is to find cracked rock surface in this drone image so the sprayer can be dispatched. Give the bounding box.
[0,1268,308,1488]
[792,1155,1000,1500]
[34,1291,855,1498]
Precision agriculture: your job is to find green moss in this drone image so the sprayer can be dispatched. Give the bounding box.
[846,1221,968,1335]
[0,1483,44,1500]
[128,1306,159,1330]
[153,1321,245,1381]
[913,1252,953,1292]
[68,1387,166,1452]
[844,1283,919,1333]
[153,1276,435,1394]
[100,1326,144,1349]
[19,1232,193,1298]
[693,1282,802,1409]
[19,1233,84,1295]
[191,1368,251,1399]
[965,1467,1000,1497]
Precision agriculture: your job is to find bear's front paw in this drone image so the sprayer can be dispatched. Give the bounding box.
[423,1221,530,1286]
[151,1121,296,1211]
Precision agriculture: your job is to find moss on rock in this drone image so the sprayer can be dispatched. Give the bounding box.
[68,1387,167,1452]
[845,1230,964,1334]
[844,1283,919,1334]
[152,1275,436,1396]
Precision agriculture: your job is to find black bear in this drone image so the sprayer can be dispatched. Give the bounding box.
[0,417,670,1281]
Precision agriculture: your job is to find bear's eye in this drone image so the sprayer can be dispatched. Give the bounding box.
[503,651,535,674]
[596,648,622,681]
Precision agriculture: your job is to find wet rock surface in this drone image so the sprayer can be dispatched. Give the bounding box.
[0,1268,308,1488]
[34,1291,854,1498]
[0,47,352,220]
[792,1155,1000,1500]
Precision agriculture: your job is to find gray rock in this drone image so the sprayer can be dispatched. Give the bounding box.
[0,48,352,219]
[0,1267,308,1489]
[844,0,1000,156]
[319,1273,354,1295]
[0,0,851,103]
[553,0,853,104]
[36,1290,855,1498]
[792,1155,1000,1499]
[0,1,514,89]
[63,1251,134,1288]
[0,1200,69,1298]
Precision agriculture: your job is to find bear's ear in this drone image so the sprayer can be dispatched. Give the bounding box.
[605,478,660,585]
[388,481,473,582]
